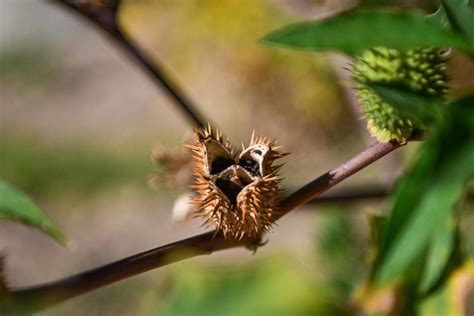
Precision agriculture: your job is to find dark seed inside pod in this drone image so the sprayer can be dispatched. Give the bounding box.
[215,178,242,206]
[239,159,260,177]
[211,157,234,175]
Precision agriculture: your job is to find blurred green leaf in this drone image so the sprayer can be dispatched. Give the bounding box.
[159,256,345,316]
[0,136,152,197]
[366,213,388,280]
[419,260,474,316]
[0,45,59,88]
[441,0,474,43]
[418,216,455,293]
[370,84,444,128]
[261,9,472,56]
[426,5,451,29]
[317,211,364,296]
[0,179,67,245]
[374,95,474,287]
[375,145,465,285]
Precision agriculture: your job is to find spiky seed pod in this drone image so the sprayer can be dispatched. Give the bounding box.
[353,46,449,143]
[356,84,415,143]
[353,47,405,85]
[353,47,413,143]
[404,47,449,96]
[186,125,288,239]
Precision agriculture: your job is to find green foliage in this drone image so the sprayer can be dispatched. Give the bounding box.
[0,136,153,198]
[158,257,345,316]
[419,260,474,316]
[0,178,67,245]
[317,211,364,298]
[373,94,474,292]
[430,0,474,58]
[441,0,474,42]
[0,45,59,88]
[263,1,474,313]
[426,5,451,29]
[418,216,455,294]
[261,9,473,56]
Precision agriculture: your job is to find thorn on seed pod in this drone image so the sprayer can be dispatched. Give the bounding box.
[353,46,449,143]
[186,125,288,239]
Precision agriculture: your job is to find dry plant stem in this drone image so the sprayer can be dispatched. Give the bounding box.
[0,140,403,315]
[51,0,206,128]
[277,140,402,217]
[306,185,389,204]
[1,231,255,315]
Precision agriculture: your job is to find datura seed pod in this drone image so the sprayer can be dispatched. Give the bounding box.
[353,46,448,143]
[186,125,288,239]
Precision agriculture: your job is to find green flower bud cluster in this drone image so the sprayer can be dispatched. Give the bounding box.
[353,47,448,142]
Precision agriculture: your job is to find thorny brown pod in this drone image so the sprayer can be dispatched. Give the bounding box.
[186,125,288,239]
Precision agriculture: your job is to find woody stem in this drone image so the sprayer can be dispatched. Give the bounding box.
[1,140,404,315]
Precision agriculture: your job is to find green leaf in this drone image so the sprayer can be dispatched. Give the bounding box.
[261,9,472,56]
[161,256,345,316]
[370,84,445,128]
[418,215,455,294]
[441,0,474,43]
[374,95,474,286]
[0,179,67,245]
[377,141,474,286]
[426,5,451,29]
[419,260,474,316]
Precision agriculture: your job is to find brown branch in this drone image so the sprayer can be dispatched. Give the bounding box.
[305,184,390,205]
[277,140,402,217]
[0,231,257,315]
[50,0,207,128]
[0,140,403,315]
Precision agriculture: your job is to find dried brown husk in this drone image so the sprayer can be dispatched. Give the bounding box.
[186,125,287,239]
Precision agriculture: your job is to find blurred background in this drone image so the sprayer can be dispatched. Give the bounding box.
[1,1,473,315]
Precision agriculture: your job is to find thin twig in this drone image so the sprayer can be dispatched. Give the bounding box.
[50,0,207,128]
[0,231,257,315]
[277,140,402,217]
[305,185,390,205]
[0,140,403,315]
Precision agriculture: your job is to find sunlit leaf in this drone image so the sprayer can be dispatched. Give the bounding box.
[377,143,473,285]
[374,95,474,286]
[418,216,455,293]
[419,260,474,316]
[0,179,67,245]
[441,0,474,43]
[160,256,345,316]
[317,211,363,297]
[426,5,451,29]
[261,9,472,56]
